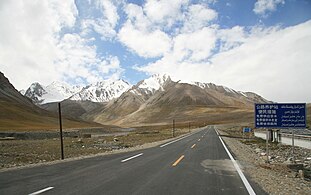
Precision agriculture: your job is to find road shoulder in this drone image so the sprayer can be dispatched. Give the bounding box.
[219,130,311,195]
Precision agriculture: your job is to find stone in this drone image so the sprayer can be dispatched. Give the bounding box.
[298,170,304,179]
[260,152,266,156]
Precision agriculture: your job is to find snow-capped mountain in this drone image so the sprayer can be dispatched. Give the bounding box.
[22,74,268,108]
[69,79,132,102]
[193,81,247,97]
[24,81,82,104]
[130,74,171,96]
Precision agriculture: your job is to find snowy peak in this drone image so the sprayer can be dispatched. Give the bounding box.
[69,79,132,102]
[193,81,239,94]
[24,82,81,104]
[131,74,171,96]
[24,83,47,104]
[138,74,171,91]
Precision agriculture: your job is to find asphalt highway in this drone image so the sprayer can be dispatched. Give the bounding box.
[0,126,266,195]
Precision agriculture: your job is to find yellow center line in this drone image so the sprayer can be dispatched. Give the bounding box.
[172,155,185,167]
[191,144,196,149]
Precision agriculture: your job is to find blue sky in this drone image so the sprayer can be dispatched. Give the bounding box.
[1,0,311,102]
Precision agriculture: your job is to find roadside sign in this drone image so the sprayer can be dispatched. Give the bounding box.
[255,103,306,128]
[243,127,251,133]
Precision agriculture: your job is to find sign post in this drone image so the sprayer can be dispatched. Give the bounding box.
[255,103,306,163]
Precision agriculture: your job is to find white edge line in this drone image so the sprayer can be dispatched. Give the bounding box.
[121,153,143,163]
[28,187,54,195]
[160,134,193,148]
[217,132,256,195]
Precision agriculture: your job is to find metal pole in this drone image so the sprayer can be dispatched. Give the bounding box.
[172,119,175,137]
[292,129,295,163]
[58,102,64,160]
[266,129,269,163]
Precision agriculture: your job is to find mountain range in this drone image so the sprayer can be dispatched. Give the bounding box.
[22,74,267,106]
[0,70,275,130]
[20,74,270,127]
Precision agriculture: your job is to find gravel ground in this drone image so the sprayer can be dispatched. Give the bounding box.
[220,130,311,195]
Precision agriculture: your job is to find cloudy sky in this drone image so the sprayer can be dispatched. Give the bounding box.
[0,0,311,102]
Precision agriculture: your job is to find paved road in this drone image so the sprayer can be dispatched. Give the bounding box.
[0,126,266,195]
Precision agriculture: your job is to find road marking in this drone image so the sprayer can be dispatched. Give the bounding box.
[191,144,196,149]
[121,153,143,163]
[29,187,54,195]
[215,127,219,135]
[172,155,185,167]
[160,134,193,147]
[218,133,256,195]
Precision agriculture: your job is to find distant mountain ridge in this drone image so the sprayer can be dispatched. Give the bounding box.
[69,79,131,102]
[23,79,131,104]
[87,74,270,126]
[24,81,82,104]
[20,73,270,126]
[22,74,267,106]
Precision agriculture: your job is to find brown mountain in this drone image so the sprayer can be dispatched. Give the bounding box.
[0,72,99,131]
[90,76,270,126]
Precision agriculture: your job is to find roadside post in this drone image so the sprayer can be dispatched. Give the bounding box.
[172,119,175,137]
[189,122,190,133]
[58,102,64,160]
[255,103,306,163]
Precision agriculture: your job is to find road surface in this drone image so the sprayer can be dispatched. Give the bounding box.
[0,126,266,195]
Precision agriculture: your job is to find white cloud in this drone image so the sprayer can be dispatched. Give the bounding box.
[81,0,120,40]
[144,0,188,27]
[81,19,117,39]
[217,26,247,52]
[124,3,152,32]
[253,0,285,17]
[136,21,311,103]
[173,27,217,62]
[118,2,216,59]
[0,0,122,89]
[182,4,217,32]
[118,21,171,58]
[95,0,119,27]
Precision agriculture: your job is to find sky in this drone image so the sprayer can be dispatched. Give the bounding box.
[0,0,311,103]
